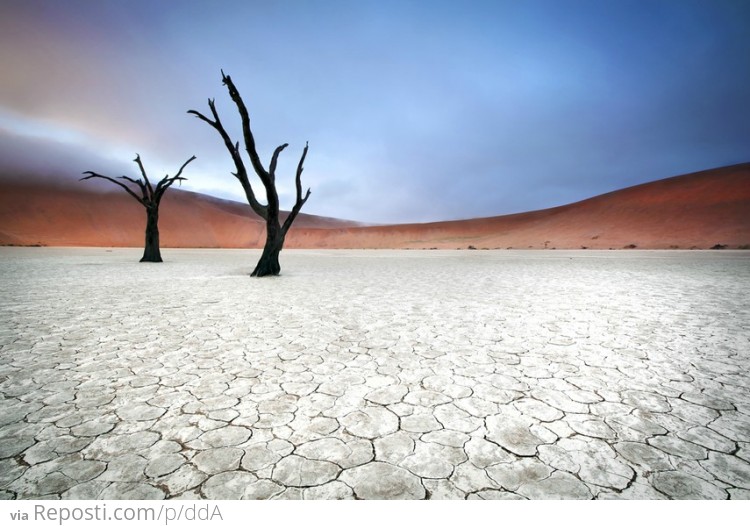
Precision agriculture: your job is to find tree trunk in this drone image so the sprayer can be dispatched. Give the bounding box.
[141,207,162,263]
[251,221,284,276]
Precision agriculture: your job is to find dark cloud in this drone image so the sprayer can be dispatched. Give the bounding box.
[0,128,130,188]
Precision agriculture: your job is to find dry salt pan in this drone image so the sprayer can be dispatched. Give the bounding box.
[1,247,749,499]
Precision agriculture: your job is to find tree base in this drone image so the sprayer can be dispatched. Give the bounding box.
[251,245,281,277]
[140,242,162,263]
[250,263,280,277]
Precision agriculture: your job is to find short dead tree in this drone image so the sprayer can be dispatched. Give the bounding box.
[81,154,196,262]
[188,71,311,277]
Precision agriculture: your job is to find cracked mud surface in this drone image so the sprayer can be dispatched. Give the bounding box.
[1,247,749,500]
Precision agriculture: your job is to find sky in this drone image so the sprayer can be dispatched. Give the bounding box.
[0,0,748,224]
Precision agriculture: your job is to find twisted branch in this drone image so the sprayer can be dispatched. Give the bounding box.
[155,155,197,204]
[188,99,267,220]
[80,172,146,206]
[81,155,195,208]
[133,154,154,200]
[282,142,312,234]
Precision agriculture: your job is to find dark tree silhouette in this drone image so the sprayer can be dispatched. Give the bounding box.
[81,154,196,262]
[188,72,311,277]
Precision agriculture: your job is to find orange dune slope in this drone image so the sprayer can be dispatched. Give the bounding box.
[0,184,360,248]
[1,163,748,249]
[286,163,750,250]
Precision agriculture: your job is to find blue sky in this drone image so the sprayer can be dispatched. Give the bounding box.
[1,0,748,223]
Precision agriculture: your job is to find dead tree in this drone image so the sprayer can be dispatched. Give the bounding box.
[81,154,196,262]
[188,71,311,277]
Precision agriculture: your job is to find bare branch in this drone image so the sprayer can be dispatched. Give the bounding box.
[269,143,289,181]
[189,96,268,220]
[282,142,312,234]
[220,73,271,186]
[133,154,154,200]
[174,155,197,180]
[155,155,197,204]
[119,175,142,185]
[295,142,309,200]
[187,111,212,126]
[282,187,312,234]
[118,175,148,201]
[80,172,146,206]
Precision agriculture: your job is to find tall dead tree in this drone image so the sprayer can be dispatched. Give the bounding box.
[81,154,196,262]
[188,71,311,277]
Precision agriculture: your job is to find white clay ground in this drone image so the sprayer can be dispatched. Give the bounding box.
[1,248,749,499]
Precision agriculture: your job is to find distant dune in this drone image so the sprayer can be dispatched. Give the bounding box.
[1,163,748,249]
[0,183,361,248]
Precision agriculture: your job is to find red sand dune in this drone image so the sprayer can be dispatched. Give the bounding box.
[1,163,749,249]
[0,183,360,248]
